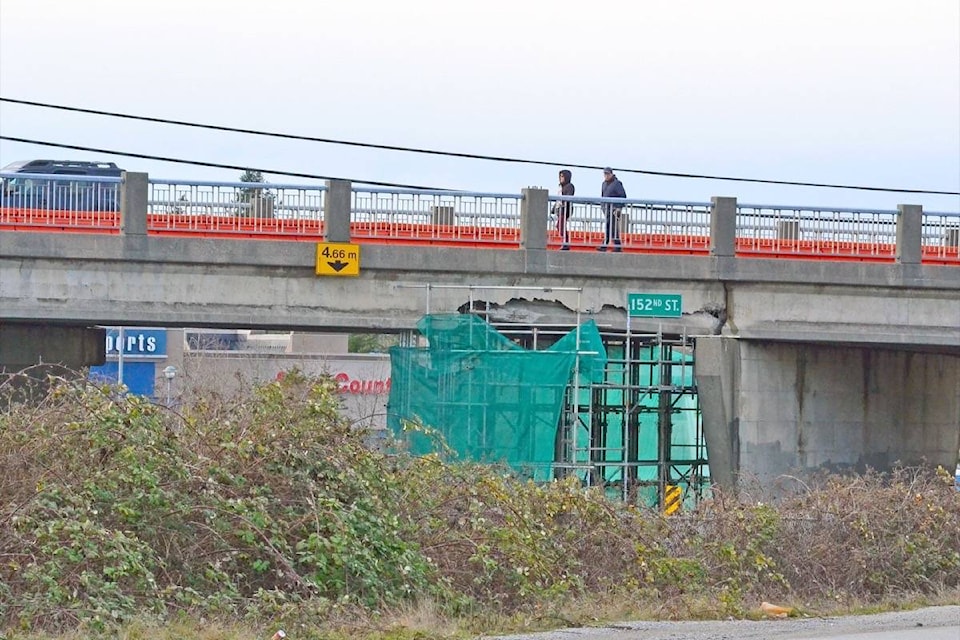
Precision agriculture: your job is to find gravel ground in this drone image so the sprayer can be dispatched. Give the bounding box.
[487,606,960,640]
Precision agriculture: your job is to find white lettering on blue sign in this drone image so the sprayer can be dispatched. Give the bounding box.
[104,329,167,357]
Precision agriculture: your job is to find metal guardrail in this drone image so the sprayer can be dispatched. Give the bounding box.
[922,211,960,260]
[550,196,712,252]
[351,187,522,245]
[1,173,957,263]
[147,179,327,237]
[735,204,960,261]
[736,203,901,258]
[0,171,122,231]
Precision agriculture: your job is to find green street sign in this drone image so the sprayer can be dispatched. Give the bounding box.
[627,293,682,318]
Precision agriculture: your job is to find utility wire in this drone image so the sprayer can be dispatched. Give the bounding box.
[3,96,959,196]
[0,136,446,190]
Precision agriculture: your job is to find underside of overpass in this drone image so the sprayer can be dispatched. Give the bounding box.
[3,296,959,504]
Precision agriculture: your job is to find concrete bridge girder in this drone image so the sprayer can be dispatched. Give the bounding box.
[2,235,957,347]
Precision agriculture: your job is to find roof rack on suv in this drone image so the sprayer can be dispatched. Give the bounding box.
[15,159,122,173]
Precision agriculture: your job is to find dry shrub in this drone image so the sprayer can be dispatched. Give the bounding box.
[772,468,960,599]
[658,468,960,615]
[1,370,958,636]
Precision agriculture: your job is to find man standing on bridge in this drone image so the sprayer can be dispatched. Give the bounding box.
[598,167,627,252]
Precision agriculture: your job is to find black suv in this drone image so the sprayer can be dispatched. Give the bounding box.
[1,159,124,211]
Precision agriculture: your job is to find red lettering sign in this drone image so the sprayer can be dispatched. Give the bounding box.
[334,372,391,394]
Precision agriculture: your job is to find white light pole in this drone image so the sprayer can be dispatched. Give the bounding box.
[117,327,125,387]
[162,365,177,406]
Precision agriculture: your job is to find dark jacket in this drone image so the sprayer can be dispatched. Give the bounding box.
[553,170,575,218]
[601,175,626,213]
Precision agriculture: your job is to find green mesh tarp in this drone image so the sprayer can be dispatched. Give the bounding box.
[388,314,607,477]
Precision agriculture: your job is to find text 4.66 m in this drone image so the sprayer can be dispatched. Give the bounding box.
[320,247,358,260]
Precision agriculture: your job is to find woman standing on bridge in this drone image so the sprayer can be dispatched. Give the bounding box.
[552,169,575,250]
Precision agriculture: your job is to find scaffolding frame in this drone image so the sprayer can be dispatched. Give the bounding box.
[396,283,709,508]
[562,325,709,507]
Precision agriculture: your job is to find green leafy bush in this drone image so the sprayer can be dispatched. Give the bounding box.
[0,372,432,632]
[1,371,957,636]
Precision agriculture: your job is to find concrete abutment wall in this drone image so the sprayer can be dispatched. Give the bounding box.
[696,336,960,493]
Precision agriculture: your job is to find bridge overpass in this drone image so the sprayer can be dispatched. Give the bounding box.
[1,172,958,493]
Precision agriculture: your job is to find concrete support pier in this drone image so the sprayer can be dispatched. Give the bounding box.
[0,323,106,374]
[696,336,960,494]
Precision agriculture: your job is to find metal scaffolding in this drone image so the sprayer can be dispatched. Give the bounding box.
[398,284,710,510]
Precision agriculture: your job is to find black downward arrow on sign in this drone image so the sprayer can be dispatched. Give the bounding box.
[328,260,349,272]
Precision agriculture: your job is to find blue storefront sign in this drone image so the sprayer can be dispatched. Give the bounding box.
[89,328,168,398]
[89,362,158,397]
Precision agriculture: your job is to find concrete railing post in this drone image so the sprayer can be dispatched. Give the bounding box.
[896,204,923,265]
[324,180,352,243]
[520,187,548,250]
[119,171,149,237]
[710,196,737,257]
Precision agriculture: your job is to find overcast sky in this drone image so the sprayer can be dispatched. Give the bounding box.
[1,0,958,211]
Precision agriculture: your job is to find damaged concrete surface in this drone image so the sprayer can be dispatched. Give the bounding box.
[459,297,726,336]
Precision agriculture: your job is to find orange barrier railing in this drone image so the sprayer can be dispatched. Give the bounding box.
[0,208,122,234]
[735,237,897,262]
[1,208,957,266]
[149,215,324,241]
[353,223,519,249]
[920,245,960,265]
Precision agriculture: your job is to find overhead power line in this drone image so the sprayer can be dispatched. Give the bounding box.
[2,97,958,196]
[0,136,445,190]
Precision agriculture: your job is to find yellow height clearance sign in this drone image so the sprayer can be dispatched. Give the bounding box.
[316,243,360,276]
[663,485,682,516]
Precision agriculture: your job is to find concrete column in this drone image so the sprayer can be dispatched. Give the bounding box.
[164,328,185,369]
[0,323,106,372]
[710,196,737,257]
[520,187,548,250]
[324,180,352,243]
[290,332,349,353]
[120,171,149,236]
[896,204,923,265]
[158,328,186,405]
[694,336,740,493]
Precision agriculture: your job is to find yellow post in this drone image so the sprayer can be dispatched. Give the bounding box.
[663,484,682,516]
